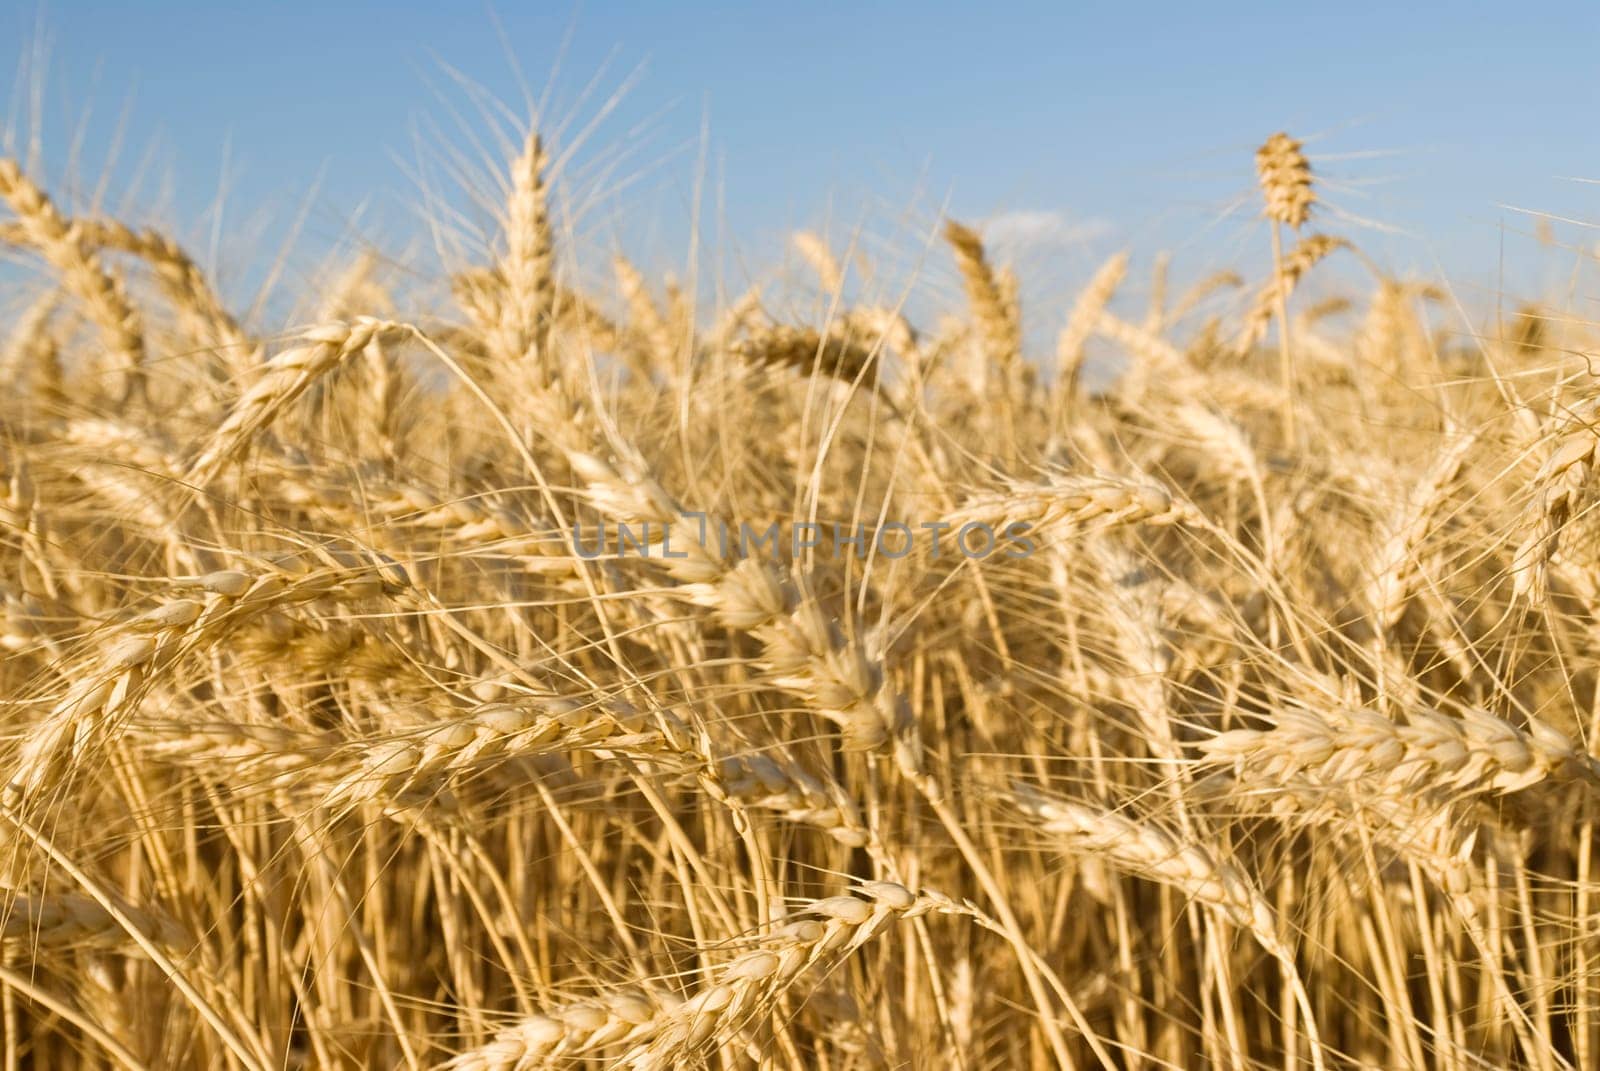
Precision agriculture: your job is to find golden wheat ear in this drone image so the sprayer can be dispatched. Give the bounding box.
[1255,131,1315,230]
[0,158,147,402]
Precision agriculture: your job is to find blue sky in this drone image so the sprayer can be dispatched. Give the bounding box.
[6,2,1600,315]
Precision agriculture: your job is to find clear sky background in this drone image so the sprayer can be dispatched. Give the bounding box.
[6,2,1600,321]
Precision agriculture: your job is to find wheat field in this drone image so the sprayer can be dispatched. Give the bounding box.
[1,117,1598,1070]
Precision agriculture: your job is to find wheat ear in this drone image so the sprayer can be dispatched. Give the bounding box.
[441,988,680,1070]
[7,562,405,805]
[1010,786,1327,1070]
[1198,703,1600,805]
[731,324,878,386]
[1512,397,1600,605]
[492,131,554,377]
[944,220,1021,374]
[944,471,1193,539]
[1053,252,1129,413]
[0,158,146,401]
[1368,429,1477,629]
[617,883,954,1070]
[42,218,251,370]
[187,318,409,482]
[1233,235,1347,358]
[792,230,844,293]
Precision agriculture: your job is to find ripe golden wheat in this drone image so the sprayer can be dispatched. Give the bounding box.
[3,121,1600,1071]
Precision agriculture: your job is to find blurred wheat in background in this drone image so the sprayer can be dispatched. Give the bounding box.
[4,100,1600,1071]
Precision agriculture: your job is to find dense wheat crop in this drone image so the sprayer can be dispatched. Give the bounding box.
[3,117,1600,1070]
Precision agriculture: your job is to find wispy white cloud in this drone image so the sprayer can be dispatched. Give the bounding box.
[981,209,1112,252]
